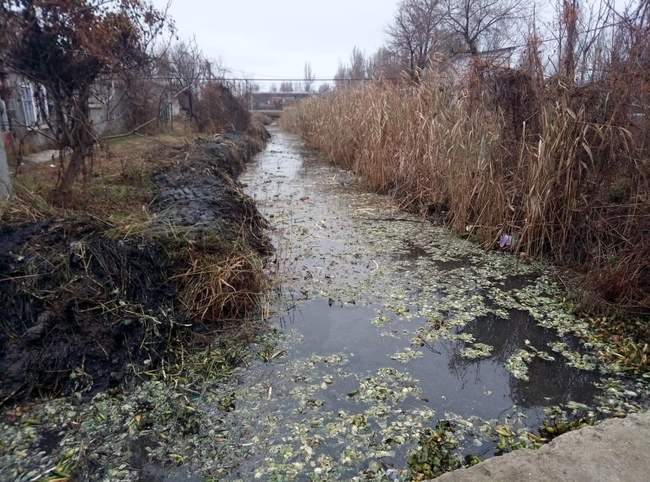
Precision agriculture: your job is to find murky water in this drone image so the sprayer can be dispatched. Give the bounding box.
[213,127,639,480]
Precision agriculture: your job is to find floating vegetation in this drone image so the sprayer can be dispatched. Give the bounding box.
[494,424,539,454]
[351,368,421,404]
[540,404,596,441]
[460,343,494,360]
[391,348,425,364]
[549,341,598,371]
[505,349,536,381]
[372,312,392,327]
[408,422,463,480]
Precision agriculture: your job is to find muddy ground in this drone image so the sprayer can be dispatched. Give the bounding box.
[0,130,270,405]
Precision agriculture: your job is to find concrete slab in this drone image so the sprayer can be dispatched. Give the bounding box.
[436,412,650,482]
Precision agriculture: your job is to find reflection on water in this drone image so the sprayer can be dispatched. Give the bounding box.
[272,299,599,422]
[450,310,598,408]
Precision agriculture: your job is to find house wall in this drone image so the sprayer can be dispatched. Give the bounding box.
[89,80,129,137]
[0,72,188,153]
[1,73,54,152]
[0,136,10,199]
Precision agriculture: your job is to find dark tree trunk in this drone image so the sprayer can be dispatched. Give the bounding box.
[468,39,478,55]
[53,88,93,201]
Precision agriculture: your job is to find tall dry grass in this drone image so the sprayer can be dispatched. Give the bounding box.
[281,68,649,314]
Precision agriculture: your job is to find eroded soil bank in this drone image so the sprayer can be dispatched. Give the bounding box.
[1,128,648,481]
[0,130,270,405]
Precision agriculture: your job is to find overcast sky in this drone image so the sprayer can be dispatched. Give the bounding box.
[153,0,399,86]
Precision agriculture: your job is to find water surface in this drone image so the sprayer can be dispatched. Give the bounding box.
[223,128,627,480]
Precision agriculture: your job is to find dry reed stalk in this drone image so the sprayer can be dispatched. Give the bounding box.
[281,67,648,314]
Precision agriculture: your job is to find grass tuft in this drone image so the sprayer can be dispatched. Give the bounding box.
[177,251,268,322]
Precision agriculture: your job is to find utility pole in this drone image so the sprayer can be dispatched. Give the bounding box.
[0,138,11,200]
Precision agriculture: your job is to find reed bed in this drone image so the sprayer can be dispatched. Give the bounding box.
[282,69,649,315]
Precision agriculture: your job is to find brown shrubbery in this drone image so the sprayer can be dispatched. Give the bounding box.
[196,81,251,133]
[282,42,649,317]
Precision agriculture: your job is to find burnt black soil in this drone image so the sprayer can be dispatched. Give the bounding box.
[0,131,270,405]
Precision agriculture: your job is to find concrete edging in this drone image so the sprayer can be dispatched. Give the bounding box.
[435,412,650,482]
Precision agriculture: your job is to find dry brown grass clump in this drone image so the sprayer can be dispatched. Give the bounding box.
[177,251,268,322]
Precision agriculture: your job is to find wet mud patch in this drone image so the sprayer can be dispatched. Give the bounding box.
[0,217,178,402]
[152,134,270,253]
[36,428,63,455]
[0,132,271,406]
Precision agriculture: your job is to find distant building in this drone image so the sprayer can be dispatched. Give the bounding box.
[251,92,312,111]
[0,71,132,152]
[444,47,516,79]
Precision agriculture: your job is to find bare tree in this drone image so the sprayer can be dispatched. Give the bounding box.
[388,0,446,79]
[167,39,209,121]
[304,61,315,92]
[318,83,331,94]
[349,47,368,80]
[442,0,526,54]
[2,0,168,198]
[367,47,405,80]
[548,0,613,83]
[279,81,294,92]
[333,48,368,88]
[334,62,351,89]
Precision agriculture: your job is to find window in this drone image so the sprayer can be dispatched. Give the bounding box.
[19,82,38,126]
[18,82,48,127]
[0,99,9,131]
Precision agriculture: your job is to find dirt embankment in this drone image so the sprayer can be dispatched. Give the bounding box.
[0,127,271,405]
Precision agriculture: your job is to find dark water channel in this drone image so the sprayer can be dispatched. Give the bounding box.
[224,128,620,480]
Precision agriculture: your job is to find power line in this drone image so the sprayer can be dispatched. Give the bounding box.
[148,77,376,82]
[2,19,630,84]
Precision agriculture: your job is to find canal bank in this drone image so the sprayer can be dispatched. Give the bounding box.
[437,411,650,482]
